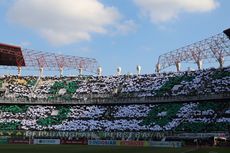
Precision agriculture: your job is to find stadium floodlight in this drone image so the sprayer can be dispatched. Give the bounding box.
[136,65,141,75]
[116,67,122,76]
[156,28,230,72]
[97,66,102,76]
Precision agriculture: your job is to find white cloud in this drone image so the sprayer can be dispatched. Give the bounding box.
[134,0,219,24]
[115,20,137,34]
[7,0,133,45]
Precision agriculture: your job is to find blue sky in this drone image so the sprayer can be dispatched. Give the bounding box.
[0,0,229,76]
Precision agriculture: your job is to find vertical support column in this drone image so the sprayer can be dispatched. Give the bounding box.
[39,67,44,77]
[156,63,160,73]
[17,66,22,77]
[175,61,181,72]
[59,67,64,77]
[197,60,203,70]
[210,43,224,69]
[218,56,224,68]
[78,68,83,76]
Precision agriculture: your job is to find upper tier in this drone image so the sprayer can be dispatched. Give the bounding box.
[0,67,230,104]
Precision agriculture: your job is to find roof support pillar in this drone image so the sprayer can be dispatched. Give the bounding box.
[197,60,203,70]
[39,67,44,77]
[78,68,83,76]
[175,61,181,72]
[59,67,63,77]
[218,56,224,68]
[156,63,160,73]
[17,66,22,77]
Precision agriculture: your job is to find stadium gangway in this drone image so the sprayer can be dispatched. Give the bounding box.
[0,93,229,105]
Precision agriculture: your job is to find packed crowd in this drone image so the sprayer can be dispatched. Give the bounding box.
[0,101,229,132]
[0,67,229,101]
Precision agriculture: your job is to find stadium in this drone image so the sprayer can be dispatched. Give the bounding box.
[0,28,230,152]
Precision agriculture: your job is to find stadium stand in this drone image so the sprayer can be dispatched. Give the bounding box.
[0,67,229,101]
[0,30,230,145]
[0,101,229,132]
[0,65,229,137]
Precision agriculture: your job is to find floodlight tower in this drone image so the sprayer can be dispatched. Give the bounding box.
[97,66,102,76]
[116,67,122,76]
[136,65,141,75]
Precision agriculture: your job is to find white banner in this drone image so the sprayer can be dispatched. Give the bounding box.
[33,139,60,145]
[88,140,117,146]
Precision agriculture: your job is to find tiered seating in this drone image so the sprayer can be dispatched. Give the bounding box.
[2,76,37,99]
[0,102,229,132]
[0,67,229,101]
[0,80,3,88]
[0,67,230,101]
[141,103,183,126]
[47,80,79,100]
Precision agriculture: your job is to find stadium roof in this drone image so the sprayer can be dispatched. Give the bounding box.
[0,43,99,74]
[156,28,230,72]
